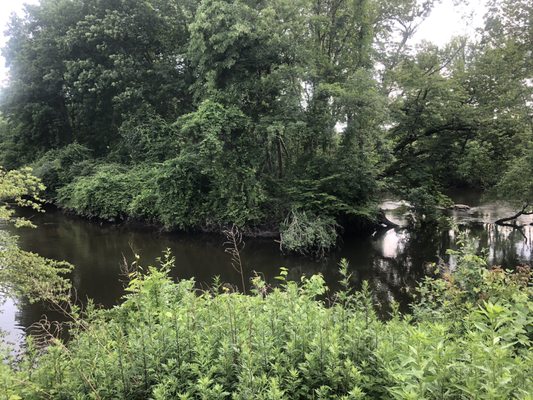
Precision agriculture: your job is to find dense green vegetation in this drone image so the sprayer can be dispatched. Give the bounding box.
[0,0,531,254]
[0,168,530,398]
[0,1,531,396]
[0,167,72,303]
[0,242,531,398]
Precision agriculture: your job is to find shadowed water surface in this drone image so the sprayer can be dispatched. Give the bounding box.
[1,193,532,348]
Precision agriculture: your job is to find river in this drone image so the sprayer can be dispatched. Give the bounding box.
[1,193,532,348]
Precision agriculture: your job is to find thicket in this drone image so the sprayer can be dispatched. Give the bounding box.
[1,0,531,254]
[1,243,531,399]
[279,210,339,258]
[0,167,73,303]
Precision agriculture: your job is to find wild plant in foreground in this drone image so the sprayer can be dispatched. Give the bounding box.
[1,245,531,399]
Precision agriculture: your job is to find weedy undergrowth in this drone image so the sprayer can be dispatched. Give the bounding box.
[1,245,531,399]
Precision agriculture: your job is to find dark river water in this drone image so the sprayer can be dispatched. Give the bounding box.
[1,192,532,348]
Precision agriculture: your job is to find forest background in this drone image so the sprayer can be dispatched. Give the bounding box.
[0,0,531,255]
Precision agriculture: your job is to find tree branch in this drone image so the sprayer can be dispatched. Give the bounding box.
[495,201,533,226]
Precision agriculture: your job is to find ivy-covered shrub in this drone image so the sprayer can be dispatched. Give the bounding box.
[128,165,163,222]
[52,100,267,229]
[118,111,180,163]
[56,163,142,221]
[31,143,94,196]
[154,154,265,230]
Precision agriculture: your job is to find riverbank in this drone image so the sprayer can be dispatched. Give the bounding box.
[3,196,532,348]
[55,202,282,239]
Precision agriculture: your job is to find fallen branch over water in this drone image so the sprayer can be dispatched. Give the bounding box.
[495,201,533,227]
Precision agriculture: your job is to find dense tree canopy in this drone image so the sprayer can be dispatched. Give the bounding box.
[0,0,531,253]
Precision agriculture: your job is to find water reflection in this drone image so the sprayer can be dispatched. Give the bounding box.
[0,298,24,351]
[1,199,532,347]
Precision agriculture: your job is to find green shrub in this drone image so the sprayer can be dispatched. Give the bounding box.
[152,100,266,229]
[413,238,532,329]
[56,163,141,221]
[51,101,267,230]
[128,165,162,221]
[118,111,180,163]
[154,154,264,230]
[1,244,532,399]
[31,143,94,196]
[279,209,339,258]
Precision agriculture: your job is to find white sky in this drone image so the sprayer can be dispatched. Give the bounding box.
[0,0,39,86]
[414,0,487,46]
[0,0,487,86]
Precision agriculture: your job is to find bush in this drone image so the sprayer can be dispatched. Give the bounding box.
[50,161,163,223]
[412,238,532,327]
[53,155,265,228]
[154,154,265,230]
[56,163,142,221]
[128,165,162,221]
[118,111,180,163]
[53,100,267,230]
[279,209,339,258]
[31,143,94,196]
[2,244,531,399]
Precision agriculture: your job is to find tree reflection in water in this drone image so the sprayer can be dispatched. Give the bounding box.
[1,200,532,345]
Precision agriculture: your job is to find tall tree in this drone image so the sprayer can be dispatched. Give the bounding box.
[1,0,80,159]
[2,0,198,156]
